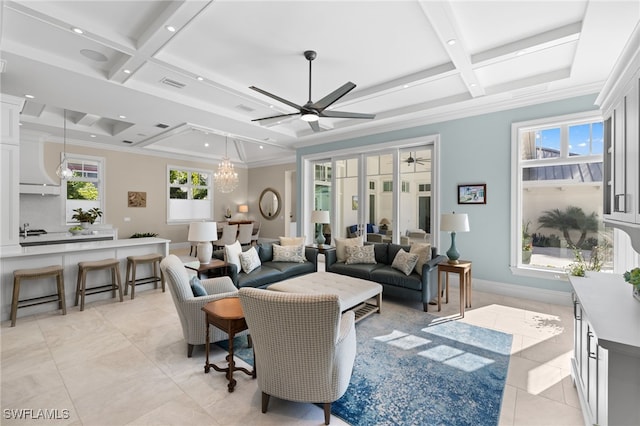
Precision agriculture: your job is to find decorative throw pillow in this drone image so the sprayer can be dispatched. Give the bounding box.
[279,236,305,246]
[345,244,377,264]
[239,246,261,273]
[334,237,363,263]
[224,240,242,273]
[273,244,306,263]
[190,275,207,297]
[410,243,432,276]
[391,249,419,276]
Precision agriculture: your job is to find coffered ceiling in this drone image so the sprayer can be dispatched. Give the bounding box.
[1,1,638,167]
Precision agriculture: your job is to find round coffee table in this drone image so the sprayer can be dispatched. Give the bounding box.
[202,297,254,392]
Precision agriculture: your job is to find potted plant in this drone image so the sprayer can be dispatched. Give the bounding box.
[623,267,640,301]
[522,221,532,264]
[71,207,103,227]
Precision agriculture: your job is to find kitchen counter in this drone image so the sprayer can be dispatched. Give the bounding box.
[19,230,116,247]
[1,237,170,322]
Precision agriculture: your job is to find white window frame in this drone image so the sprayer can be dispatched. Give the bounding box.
[510,111,604,280]
[166,165,214,223]
[62,153,105,225]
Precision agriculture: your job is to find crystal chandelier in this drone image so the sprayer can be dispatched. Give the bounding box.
[214,137,238,193]
[55,109,73,179]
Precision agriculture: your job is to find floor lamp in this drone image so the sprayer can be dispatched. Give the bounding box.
[440,212,470,264]
[188,222,218,264]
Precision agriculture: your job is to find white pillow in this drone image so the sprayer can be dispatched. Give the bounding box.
[391,249,419,276]
[272,244,306,263]
[239,246,261,273]
[224,240,242,272]
[410,243,432,276]
[279,236,305,246]
[334,237,363,263]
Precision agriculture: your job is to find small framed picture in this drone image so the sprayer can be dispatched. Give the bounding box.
[352,195,358,210]
[458,184,486,204]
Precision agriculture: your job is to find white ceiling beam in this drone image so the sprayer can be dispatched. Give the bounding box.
[418,1,484,98]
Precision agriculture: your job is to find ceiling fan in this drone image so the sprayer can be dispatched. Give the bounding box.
[403,152,428,166]
[249,50,375,132]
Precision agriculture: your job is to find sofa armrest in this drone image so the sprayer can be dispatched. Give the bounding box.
[226,263,240,287]
[325,248,338,271]
[305,246,319,271]
[419,254,448,305]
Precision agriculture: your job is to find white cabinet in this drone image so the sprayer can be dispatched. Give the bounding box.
[1,95,24,251]
[569,273,640,426]
[598,25,640,250]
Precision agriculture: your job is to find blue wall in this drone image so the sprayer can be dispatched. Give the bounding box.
[297,94,600,293]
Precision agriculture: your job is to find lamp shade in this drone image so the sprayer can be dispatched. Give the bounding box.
[310,210,330,224]
[238,204,249,213]
[379,218,391,225]
[188,222,218,242]
[440,213,470,233]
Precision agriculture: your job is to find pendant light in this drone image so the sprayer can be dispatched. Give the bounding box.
[214,136,239,193]
[55,109,73,179]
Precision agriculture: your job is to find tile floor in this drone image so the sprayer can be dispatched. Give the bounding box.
[1,255,584,425]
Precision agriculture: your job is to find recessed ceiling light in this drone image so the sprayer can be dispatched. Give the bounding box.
[72,27,84,34]
[403,84,409,89]
[123,69,131,74]
[165,25,176,32]
[259,145,264,149]
[269,105,274,109]
[119,115,126,119]
[204,143,209,147]
[18,122,22,126]
[90,134,96,138]
[470,83,477,87]
[24,94,35,99]
[447,39,456,46]
[196,76,204,81]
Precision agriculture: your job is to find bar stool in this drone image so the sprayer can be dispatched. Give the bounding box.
[75,259,123,311]
[11,265,67,327]
[124,253,164,299]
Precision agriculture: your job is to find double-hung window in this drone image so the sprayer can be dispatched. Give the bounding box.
[512,112,613,277]
[64,155,104,224]
[167,166,213,222]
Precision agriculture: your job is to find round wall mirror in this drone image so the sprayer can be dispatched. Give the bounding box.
[259,188,281,220]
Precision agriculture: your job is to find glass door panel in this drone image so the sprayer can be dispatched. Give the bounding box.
[366,153,394,242]
[335,157,360,239]
[399,147,432,244]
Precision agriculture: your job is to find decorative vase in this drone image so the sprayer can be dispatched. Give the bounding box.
[522,250,532,265]
[81,222,90,229]
[633,285,640,302]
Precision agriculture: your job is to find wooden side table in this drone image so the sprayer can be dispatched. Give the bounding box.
[186,258,228,279]
[437,261,472,317]
[202,297,254,392]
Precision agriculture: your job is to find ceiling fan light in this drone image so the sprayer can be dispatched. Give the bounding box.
[300,113,318,122]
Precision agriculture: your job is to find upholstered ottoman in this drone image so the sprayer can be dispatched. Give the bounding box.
[267,271,382,322]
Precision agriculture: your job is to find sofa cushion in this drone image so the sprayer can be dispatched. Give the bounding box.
[391,249,419,276]
[374,242,389,264]
[370,267,423,291]
[273,244,306,263]
[224,240,242,272]
[279,236,305,246]
[327,262,381,280]
[190,276,207,297]
[236,265,283,288]
[258,242,273,263]
[410,243,432,276]
[334,237,363,262]
[239,246,261,273]
[345,244,376,264]
[269,260,316,278]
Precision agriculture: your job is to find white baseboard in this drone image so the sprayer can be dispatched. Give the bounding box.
[472,278,573,306]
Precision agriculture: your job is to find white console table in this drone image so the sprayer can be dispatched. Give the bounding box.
[569,272,640,426]
[0,237,169,322]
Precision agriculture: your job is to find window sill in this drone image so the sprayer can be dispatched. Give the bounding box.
[510,265,569,281]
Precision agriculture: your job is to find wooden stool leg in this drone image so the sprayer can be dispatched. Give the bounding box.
[10,277,21,327]
[80,269,87,311]
[115,264,124,302]
[152,261,158,290]
[130,261,136,299]
[57,271,67,315]
[124,260,131,296]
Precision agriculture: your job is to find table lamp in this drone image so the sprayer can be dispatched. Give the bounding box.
[310,210,330,245]
[188,221,218,264]
[238,204,248,216]
[440,212,469,264]
[379,218,391,231]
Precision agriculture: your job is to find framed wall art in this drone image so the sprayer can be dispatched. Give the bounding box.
[458,184,486,205]
[128,191,147,208]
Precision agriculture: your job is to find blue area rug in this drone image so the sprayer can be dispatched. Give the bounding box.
[218,303,512,426]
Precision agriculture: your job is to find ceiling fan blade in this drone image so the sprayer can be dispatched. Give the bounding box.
[310,82,356,111]
[320,110,376,119]
[249,86,302,111]
[251,112,300,122]
[309,120,321,132]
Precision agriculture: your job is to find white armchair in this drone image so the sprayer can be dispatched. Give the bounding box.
[160,254,245,357]
[239,288,357,425]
